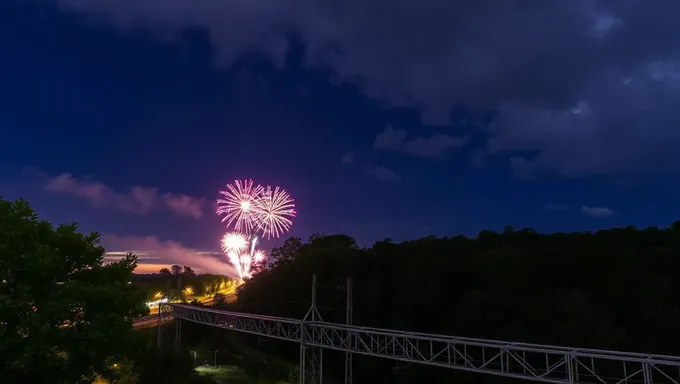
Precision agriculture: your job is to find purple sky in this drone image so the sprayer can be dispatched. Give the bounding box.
[3,1,680,275]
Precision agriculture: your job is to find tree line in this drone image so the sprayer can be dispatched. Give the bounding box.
[224,225,680,383]
[133,267,233,302]
[6,195,680,383]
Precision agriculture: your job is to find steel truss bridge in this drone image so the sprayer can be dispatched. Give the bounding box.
[158,277,680,384]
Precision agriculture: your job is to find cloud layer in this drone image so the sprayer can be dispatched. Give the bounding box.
[44,172,206,218]
[580,206,615,218]
[102,234,236,276]
[340,152,354,165]
[365,164,401,183]
[56,0,680,177]
[374,126,469,158]
[547,203,616,218]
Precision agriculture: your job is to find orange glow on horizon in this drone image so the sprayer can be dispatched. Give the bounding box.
[133,263,175,274]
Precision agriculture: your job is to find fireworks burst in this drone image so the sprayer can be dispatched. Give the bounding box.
[221,232,247,253]
[220,232,266,280]
[217,179,296,240]
[217,179,296,280]
[255,186,296,239]
[216,179,264,234]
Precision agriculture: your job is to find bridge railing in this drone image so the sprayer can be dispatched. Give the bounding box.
[166,303,302,342]
[305,321,680,384]
[162,303,680,384]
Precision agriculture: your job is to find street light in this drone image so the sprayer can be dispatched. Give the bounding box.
[214,349,222,368]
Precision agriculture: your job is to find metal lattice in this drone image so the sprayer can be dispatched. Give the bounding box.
[163,304,302,341]
[155,301,175,349]
[301,343,323,384]
[160,302,680,384]
[344,277,353,384]
[304,321,680,384]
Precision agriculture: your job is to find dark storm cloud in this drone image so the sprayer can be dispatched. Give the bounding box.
[57,0,680,176]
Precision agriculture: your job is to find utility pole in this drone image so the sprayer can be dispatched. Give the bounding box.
[214,349,221,368]
[344,276,353,384]
[301,275,323,384]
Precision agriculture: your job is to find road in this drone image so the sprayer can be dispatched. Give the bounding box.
[133,315,160,328]
[133,292,236,328]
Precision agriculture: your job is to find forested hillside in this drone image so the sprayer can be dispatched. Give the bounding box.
[132,271,232,302]
[226,225,680,382]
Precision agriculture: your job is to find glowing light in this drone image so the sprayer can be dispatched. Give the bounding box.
[255,186,297,239]
[253,250,266,263]
[220,232,267,280]
[146,298,168,307]
[221,232,247,253]
[216,179,264,234]
[216,180,296,240]
[217,179,296,279]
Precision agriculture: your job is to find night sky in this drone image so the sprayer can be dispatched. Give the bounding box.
[2,1,680,274]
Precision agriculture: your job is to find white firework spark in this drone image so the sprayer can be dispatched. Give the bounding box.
[216,179,264,234]
[220,232,267,280]
[254,186,297,239]
[217,179,296,280]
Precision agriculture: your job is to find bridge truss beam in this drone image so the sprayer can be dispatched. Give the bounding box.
[166,304,302,342]
[161,302,680,384]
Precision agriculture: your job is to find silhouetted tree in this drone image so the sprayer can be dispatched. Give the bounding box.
[270,237,302,265]
[213,293,228,307]
[0,198,148,384]
[226,224,680,383]
[182,266,196,278]
[170,265,183,276]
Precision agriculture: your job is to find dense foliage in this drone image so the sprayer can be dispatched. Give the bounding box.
[94,331,216,384]
[0,198,148,383]
[133,270,232,302]
[229,225,680,383]
[7,194,680,383]
[131,346,214,384]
